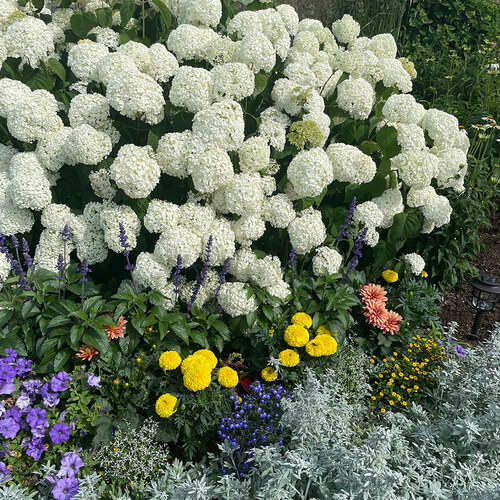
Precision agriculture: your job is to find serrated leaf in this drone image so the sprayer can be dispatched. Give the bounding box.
[387,211,421,243]
[70,11,98,38]
[372,241,397,269]
[212,320,231,341]
[376,124,401,158]
[253,74,267,97]
[359,140,379,155]
[48,58,66,81]
[82,329,110,353]
[150,0,172,29]
[54,351,70,372]
[47,315,72,329]
[95,7,112,27]
[69,325,84,349]
[189,330,209,348]
[120,0,136,27]
[171,322,190,345]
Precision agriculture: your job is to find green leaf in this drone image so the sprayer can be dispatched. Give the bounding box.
[170,322,190,345]
[48,58,66,82]
[95,7,112,27]
[120,0,136,27]
[0,309,13,329]
[150,0,172,29]
[70,325,84,350]
[253,74,267,97]
[82,329,110,353]
[70,11,98,38]
[47,315,72,329]
[28,72,55,91]
[54,351,70,372]
[359,140,379,155]
[372,241,397,269]
[147,130,159,150]
[376,124,401,158]
[32,0,44,11]
[387,211,422,243]
[212,320,231,341]
[261,305,274,321]
[189,330,209,348]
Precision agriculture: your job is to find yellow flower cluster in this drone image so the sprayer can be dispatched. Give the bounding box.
[371,335,445,413]
[305,334,338,357]
[382,269,398,283]
[284,324,309,347]
[261,366,278,381]
[158,350,181,371]
[217,366,239,388]
[155,393,178,418]
[278,349,300,367]
[291,312,313,329]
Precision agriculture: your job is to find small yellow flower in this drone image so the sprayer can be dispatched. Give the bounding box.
[370,358,375,364]
[420,270,428,278]
[389,400,395,405]
[382,269,398,283]
[315,325,331,336]
[380,408,386,413]
[371,396,376,400]
[402,401,408,406]
[261,366,278,382]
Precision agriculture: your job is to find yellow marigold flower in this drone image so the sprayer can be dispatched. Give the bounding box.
[382,269,398,283]
[183,367,212,391]
[159,351,182,371]
[155,393,178,418]
[217,366,239,388]
[420,270,428,278]
[315,325,331,336]
[284,324,309,347]
[305,334,338,357]
[181,354,212,374]
[291,312,313,329]
[261,366,278,382]
[278,349,300,367]
[193,349,218,370]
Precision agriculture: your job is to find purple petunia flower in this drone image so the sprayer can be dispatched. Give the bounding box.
[59,452,84,478]
[52,477,79,500]
[15,393,32,411]
[0,379,15,396]
[50,424,70,445]
[14,358,32,378]
[26,408,48,433]
[453,344,467,358]
[0,462,11,483]
[21,379,43,396]
[25,437,46,461]
[0,412,20,439]
[0,363,16,382]
[2,349,17,363]
[51,372,71,393]
[86,373,101,388]
[40,383,61,408]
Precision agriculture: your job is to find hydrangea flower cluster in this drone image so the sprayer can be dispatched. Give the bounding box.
[218,381,291,475]
[0,0,467,317]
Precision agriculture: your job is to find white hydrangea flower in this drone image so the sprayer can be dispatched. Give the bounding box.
[7,90,63,143]
[110,144,160,199]
[107,72,165,124]
[312,246,343,276]
[302,111,331,146]
[218,282,257,317]
[0,79,31,118]
[382,93,426,125]
[178,202,216,239]
[454,129,470,154]
[74,202,110,264]
[88,27,119,50]
[287,147,333,198]
[67,40,109,81]
[402,253,426,276]
[259,118,287,152]
[180,269,219,308]
[169,66,213,114]
[232,214,266,246]
[210,63,255,102]
[133,252,172,291]
[146,44,179,82]
[277,3,299,36]
[65,124,112,166]
[235,32,276,74]
[95,52,139,86]
[293,30,320,57]
[336,77,375,120]
[224,173,264,216]
[177,0,222,27]
[238,137,270,173]
[7,153,51,211]
[0,202,35,236]
[148,281,176,310]
[263,194,296,228]
[353,201,384,228]
[369,33,397,59]
[89,169,117,199]
[35,229,74,271]
[371,188,404,228]
[68,93,110,129]
[391,150,439,188]
[421,108,460,148]
[248,254,283,288]
[155,225,202,268]
[116,41,151,73]
[283,62,317,87]
[266,280,291,301]
[204,218,235,266]
[258,9,290,60]
[192,100,245,151]
[421,218,435,234]
[3,16,54,68]
[51,8,73,30]
[0,0,18,31]
[406,185,438,208]
[364,226,379,247]
[188,142,234,194]
[227,11,263,39]
[373,58,412,93]
[205,35,240,66]
[331,14,360,44]
[326,143,377,184]
[35,127,72,172]
[393,123,426,151]
[156,131,193,178]
[144,199,179,234]
[432,147,467,190]
[271,78,305,116]
[0,38,7,68]
[261,175,276,196]
[288,207,326,254]
[420,195,452,228]
[167,24,219,62]
[0,251,10,284]
[229,247,257,281]
[40,203,86,242]
[100,204,141,253]
[336,49,378,79]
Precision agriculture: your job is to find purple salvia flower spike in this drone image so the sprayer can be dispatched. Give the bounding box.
[21,238,33,270]
[61,224,72,243]
[188,235,213,312]
[336,197,357,243]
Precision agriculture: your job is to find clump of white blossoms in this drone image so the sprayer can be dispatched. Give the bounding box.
[0,0,467,315]
[402,253,426,276]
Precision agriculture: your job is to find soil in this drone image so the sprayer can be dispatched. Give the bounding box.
[439,209,500,345]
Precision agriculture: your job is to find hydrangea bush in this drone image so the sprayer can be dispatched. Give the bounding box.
[0,0,468,319]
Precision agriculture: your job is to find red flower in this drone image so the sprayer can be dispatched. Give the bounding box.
[104,315,127,340]
[76,344,98,360]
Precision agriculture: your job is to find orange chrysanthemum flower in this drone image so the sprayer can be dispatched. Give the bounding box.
[76,344,98,360]
[380,310,402,335]
[104,315,127,340]
[364,300,388,328]
[360,283,388,304]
